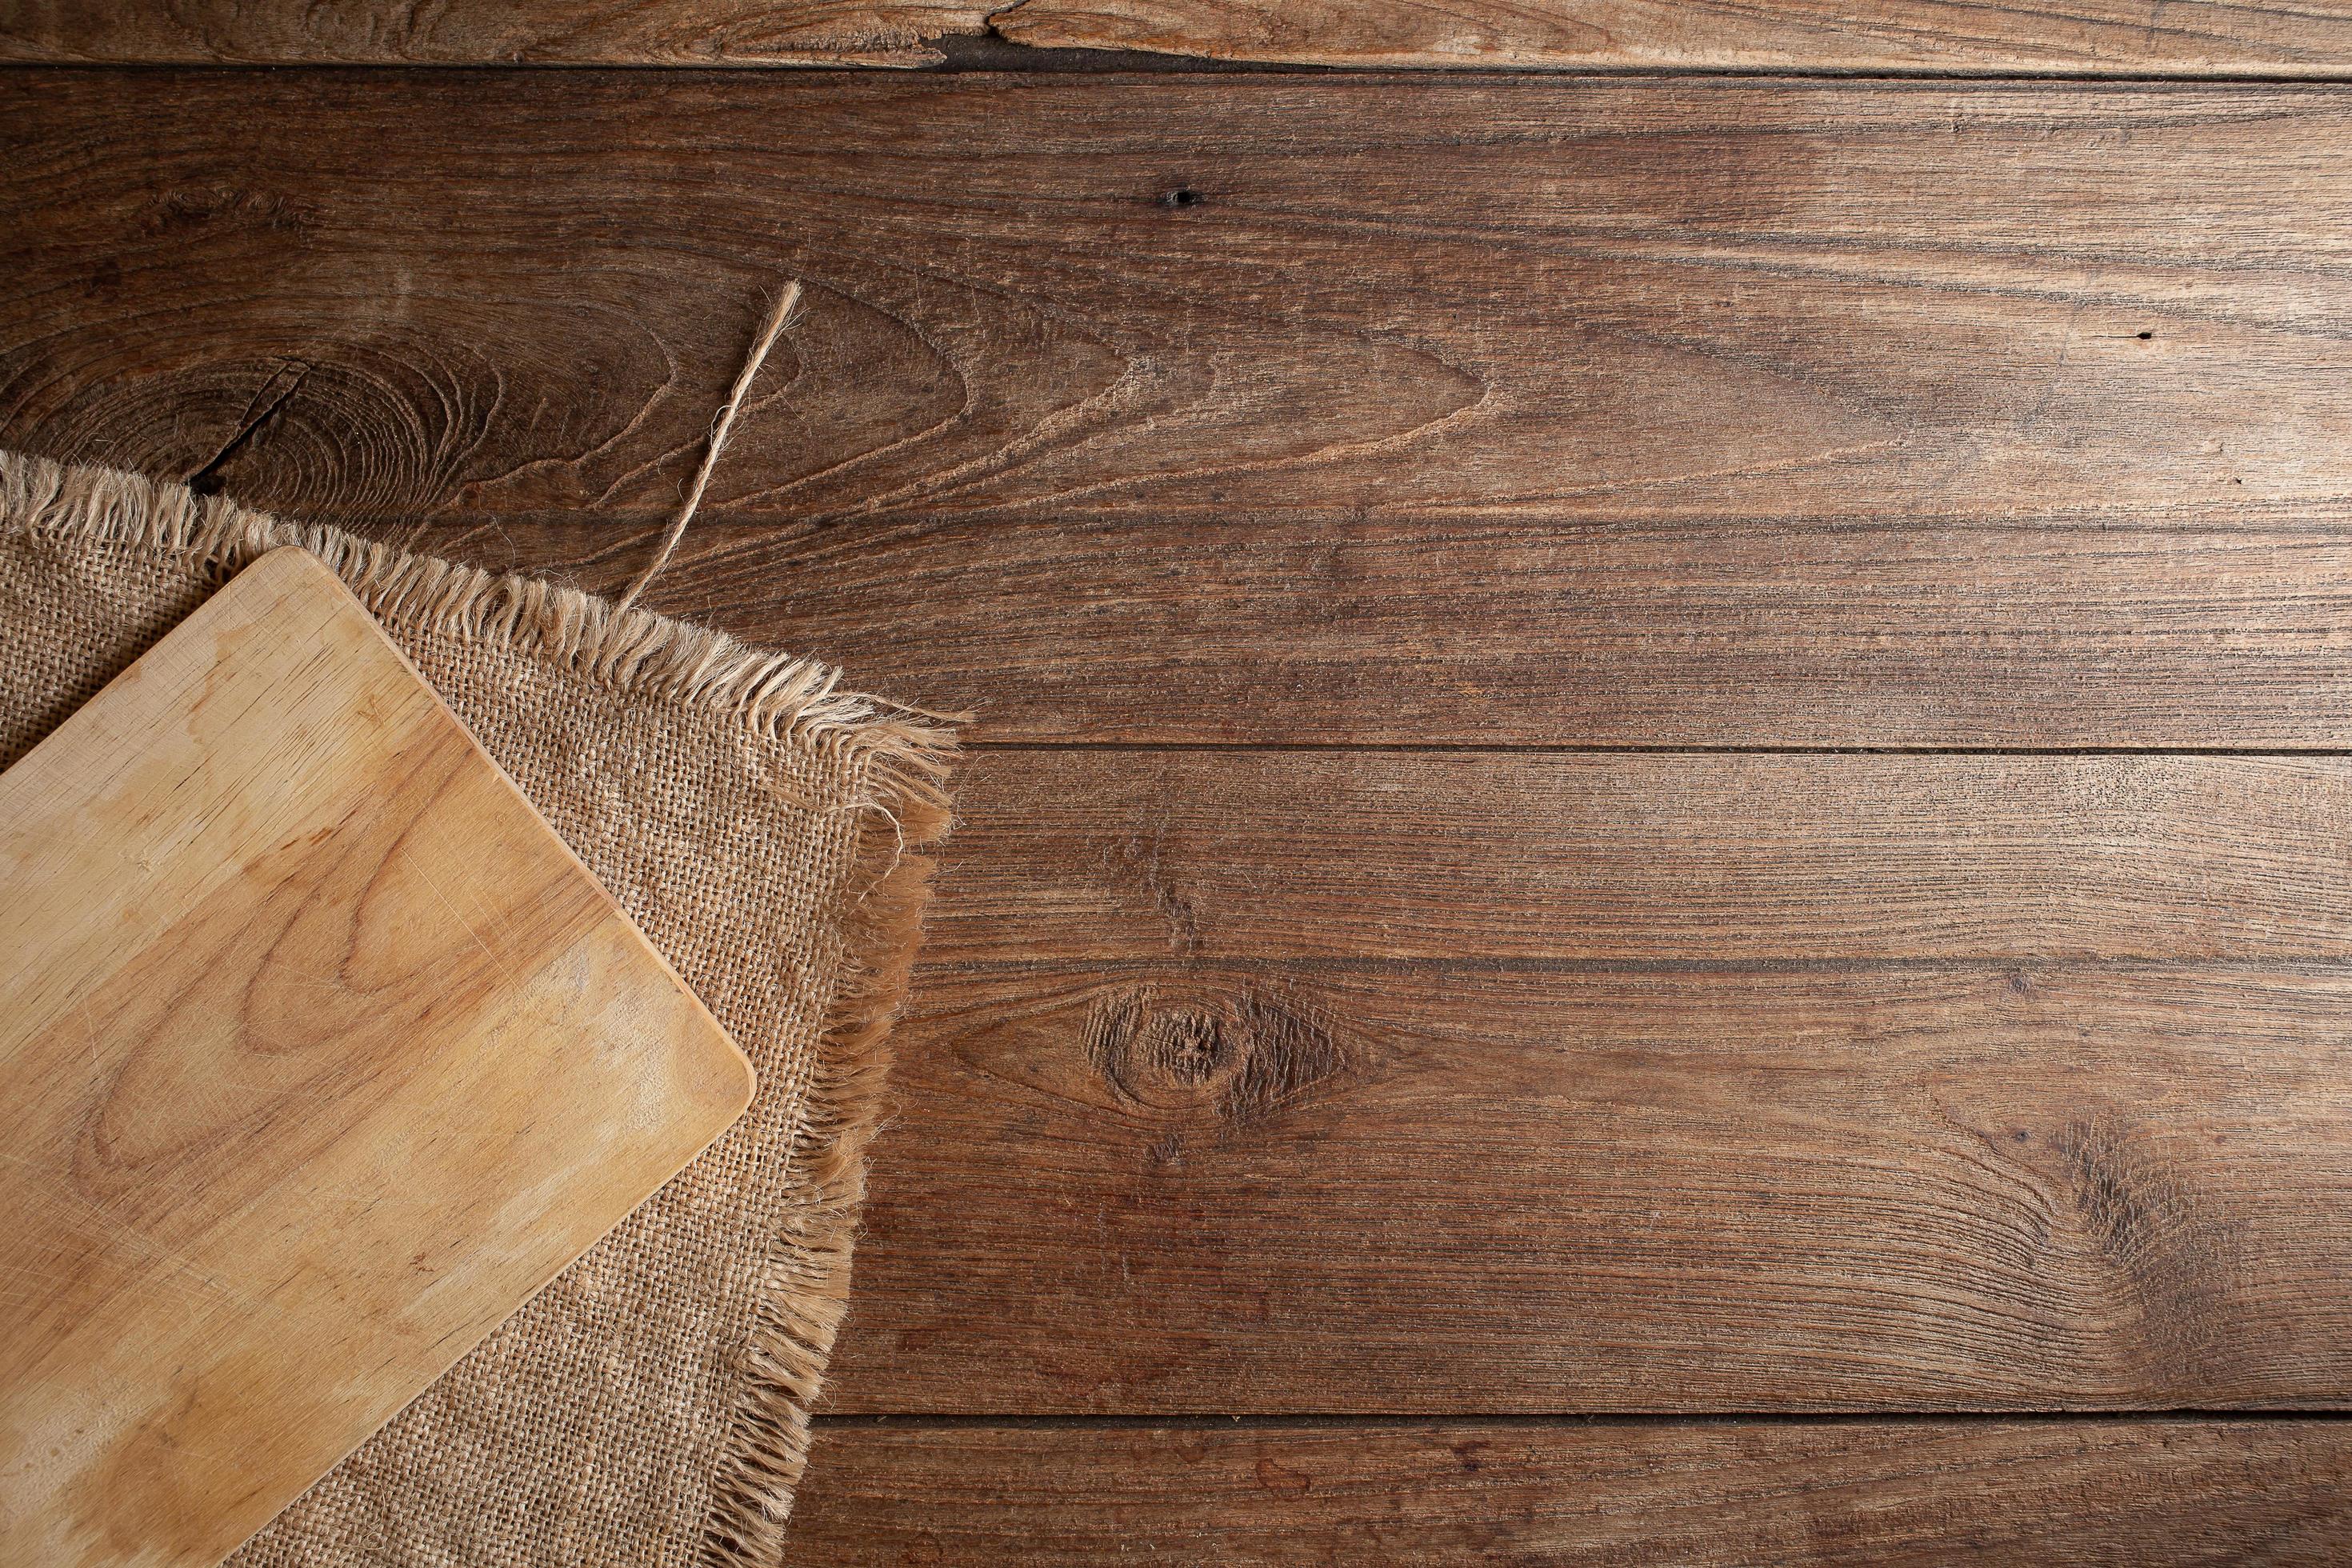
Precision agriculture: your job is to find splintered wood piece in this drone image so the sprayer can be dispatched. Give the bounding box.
[0,547,755,1568]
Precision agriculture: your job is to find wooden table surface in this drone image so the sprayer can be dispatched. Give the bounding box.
[11,6,2352,1561]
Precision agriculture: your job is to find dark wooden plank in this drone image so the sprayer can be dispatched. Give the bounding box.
[18,76,2352,752]
[6,73,2350,535]
[785,1418,2352,1563]
[996,0,2352,74]
[926,750,2352,965]
[0,2,990,66]
[15,70,2352,747]
[467,516,2352,747]
[823,958,2352,1410]
[24,0,2352,74]
[831,750,2352,1410]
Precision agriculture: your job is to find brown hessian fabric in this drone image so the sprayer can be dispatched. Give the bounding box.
[0,449,958,1568]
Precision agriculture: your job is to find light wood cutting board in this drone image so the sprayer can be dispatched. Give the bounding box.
[0,547,755,1568]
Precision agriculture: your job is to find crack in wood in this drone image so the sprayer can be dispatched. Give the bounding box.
[187,362,310,497]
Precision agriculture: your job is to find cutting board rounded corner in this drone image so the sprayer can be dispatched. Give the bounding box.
[241,540,344,588]
[0,526,774,1568]
[703,1022,759,1134]
[242,538,761,1139]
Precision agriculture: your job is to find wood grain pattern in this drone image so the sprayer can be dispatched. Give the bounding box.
[785,1418,2352,1563]
[22,0,2352,73]
[15,55,2352,1554]
[470,517,2352,747]
[15,71,2352,747]
[822,958,2352,1411]
[822,744,2352,1410]
[6,74,2350,534]
[0,1,992,66]
[0,548,753,1568]
[923,750,2352,965]
[995,0,2352,74]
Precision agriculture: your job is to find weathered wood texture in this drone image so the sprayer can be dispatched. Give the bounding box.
[785,1418,2352,1563]
[22,0,2352,72]
[6,73,2350,533]
[0,548,752,1566]
[442,518,2352,749]
[995,0,2352,74]
[11,73,2352,746]
[924,750,2352,966]
[827,958,2352,1412]
[0,2,990,65]
[18,46,2352,1563]
[807,749,2352,1411]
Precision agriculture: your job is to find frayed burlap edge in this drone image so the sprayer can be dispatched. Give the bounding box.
[0,449,957,1568]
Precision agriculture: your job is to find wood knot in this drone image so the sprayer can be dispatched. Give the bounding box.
[2046,1114,2244,1379]
[1082,985,1351,1130]
[144,186,306,238]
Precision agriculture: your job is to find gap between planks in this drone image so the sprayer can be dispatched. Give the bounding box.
[812,1410,2352,1428]
[962,742,2352,756]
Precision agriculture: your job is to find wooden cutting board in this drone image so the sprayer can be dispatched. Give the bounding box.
[0,547,755,1568]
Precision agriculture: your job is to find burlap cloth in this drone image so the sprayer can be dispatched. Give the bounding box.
[0,450,955,1567]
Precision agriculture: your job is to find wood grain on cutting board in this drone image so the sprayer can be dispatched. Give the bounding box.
[0,547,754,1568]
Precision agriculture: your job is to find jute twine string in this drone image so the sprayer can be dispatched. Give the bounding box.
[616,282,804,615]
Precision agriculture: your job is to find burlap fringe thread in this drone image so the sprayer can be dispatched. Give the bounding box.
[0,448,957,1568]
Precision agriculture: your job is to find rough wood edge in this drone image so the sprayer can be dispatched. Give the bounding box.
[0,6,992,67]
[0,446,959,1566]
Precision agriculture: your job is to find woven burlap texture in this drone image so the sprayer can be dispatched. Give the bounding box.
[0,450,954,1568]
